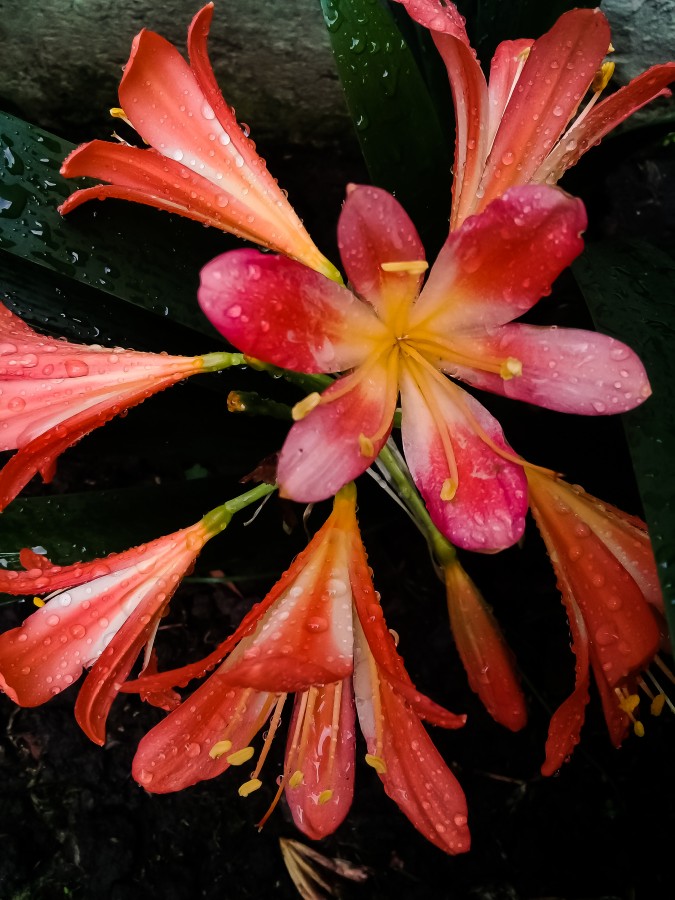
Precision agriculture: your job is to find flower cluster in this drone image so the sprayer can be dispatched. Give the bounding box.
[0,0,672,859]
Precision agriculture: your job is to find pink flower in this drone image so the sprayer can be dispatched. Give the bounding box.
[527,469,668,775]
[125,485,471,854]
[60,4,339,281]
[198,182,650,551]
[0,302,230,511]
[394,2,675,228]
[0,515,224,745]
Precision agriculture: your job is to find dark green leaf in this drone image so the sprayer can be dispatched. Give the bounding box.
[573,240,675,646]
[320,0,453,253]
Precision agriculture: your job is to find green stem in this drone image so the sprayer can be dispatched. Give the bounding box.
[202,482,277,535]
[245,357,334,394]
[377,439,456,570]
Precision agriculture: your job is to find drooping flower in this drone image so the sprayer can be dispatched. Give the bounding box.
[198,182,650,551]
[59,3,339,281]
[0,505,232,745]
[444,558,527,731]
[527,468,669,775]
[0,302,235,512]
[394,1,675,229]
[125,484,471,854]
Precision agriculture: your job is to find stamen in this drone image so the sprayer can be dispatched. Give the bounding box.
[365,753,387,774]
[381,260,429,275]
[365,646,386,766]
[256,775,287,831]
[499,357,522,380]
[645,668,675,714]
[651,694,667,716]
[110,106,133,128]
[289,770,304,788]
[441,478,457,501]
[654,655,675,686]
[325,682,343,781]
[615,687,644,737]
[292,392,321,421]
[359,434,375,457]
[403,331,511,378]
[209,739,233,759]
[33,596,45,608]
[250,694,288,780]
[592,61,615,93]
[238,778,262,797]
[318,790,333,805]
[226,746,255,766]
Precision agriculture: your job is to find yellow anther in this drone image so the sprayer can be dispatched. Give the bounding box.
[238,778,263,797]
[633,721,645,738]
[288,770,304,788]
[651,693,666,716]
[226,746,255,766]
[110,106,132,127]
[441,478,457,501]
[380,260,429,274]
[358,433,375,457]
[608,43,615,54]
[500,357,522,380]
[33,596,45,608]
[618,693,640,714]
[592,61,615,93]
[318,790,333,805]
[227,392,246,413]
[292,392,321,421]
[209,739,233,759]
[365,753,387,774]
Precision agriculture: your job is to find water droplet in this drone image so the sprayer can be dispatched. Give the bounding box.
[186,742,201,758]
[305,616,328,633]
[64,359,90,377]
[47,614,60,627]
[552,105,564,117]
[227,305,242,318]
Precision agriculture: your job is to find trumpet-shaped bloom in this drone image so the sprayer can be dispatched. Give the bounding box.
[394,2,675,229]
[0,516,222,745]
[199,182,650,551]
[60,4,338,281]
[527,469,667,775]
[125,485,471,854]
[0,302,231,512]
[444,559,527,731]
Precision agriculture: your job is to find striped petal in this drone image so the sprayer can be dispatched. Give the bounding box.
[199,250,385,373]
[399,365,527,552]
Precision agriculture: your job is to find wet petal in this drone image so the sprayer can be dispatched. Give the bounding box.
[478,9,610,208]
[411,186,586,333]
[400,365,527,552]
[486,39,534,150]
[199,250,384,373]
[443,324,651,415]
[337,184,425,317]
[277,354,399,502]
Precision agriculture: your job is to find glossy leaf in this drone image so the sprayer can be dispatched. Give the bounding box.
[573,240,675,646]
[320,0,453,253]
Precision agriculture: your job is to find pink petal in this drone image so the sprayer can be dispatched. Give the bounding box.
[284,681,355,840]
[392,1,488,230]
[199,250,384,372]
[443,324,652,415]
[410,186,586,333]
[353,618,470,855]
[399,365,527,552]
[337,184,425,316]
[132,678,272,793]
[277,354,399,502]
[534,63,675,184]
[444,561,526,731]
[486,39,534,150]
[478,9,611,208]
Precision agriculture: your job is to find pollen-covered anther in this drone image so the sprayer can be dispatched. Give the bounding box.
[33,596,46,608]
[380,260,429,275]
[592,61,615,93]
[238,778,263,797]
[109,106,133,128]
[615,688,644,737]
[317,790,333,805]
[292,392,322,421]
[441,478,457,501]
[500,357,522,380]
[226,746,256,765]
[365,753,387,774]
[651,693,666,716]
[288,770,304,788]
[358,433,375,457]
[209,739,233,759]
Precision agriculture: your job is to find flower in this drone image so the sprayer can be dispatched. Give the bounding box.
[0,511,229,745]
[125,485,471,854]
[198,182,650,551]
[59,3,339,281]
[0,302,233,512]
[527,468,668,775]
[394,2,675,229]
[444,559,527,731]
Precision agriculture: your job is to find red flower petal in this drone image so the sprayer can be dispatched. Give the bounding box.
[444,324,651,415]
[199,250,384,372]
[337,184,425,316]
[277,354,399,502]
[399,365,527,552]
[486,39,534,149]
[411,186,586,334]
